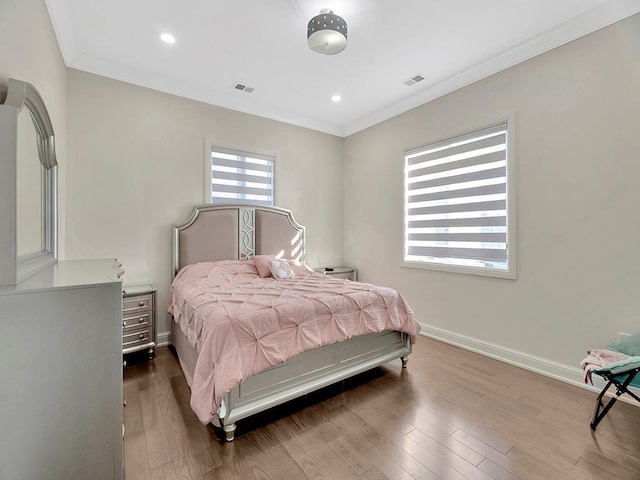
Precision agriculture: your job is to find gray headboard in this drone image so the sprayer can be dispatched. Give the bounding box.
[172,204,305,276]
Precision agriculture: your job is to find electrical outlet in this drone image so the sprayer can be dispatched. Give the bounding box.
[619,332,631,340]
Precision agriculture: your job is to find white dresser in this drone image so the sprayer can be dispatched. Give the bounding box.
[0,259,124,480]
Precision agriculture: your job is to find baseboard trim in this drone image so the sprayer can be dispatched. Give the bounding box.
[156,330,171,348]
[419,323,601,392]
[419,323,640,404]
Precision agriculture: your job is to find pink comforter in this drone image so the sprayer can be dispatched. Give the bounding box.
[168,260,420,424]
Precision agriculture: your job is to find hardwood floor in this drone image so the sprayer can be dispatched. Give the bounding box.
[123,336,640,479]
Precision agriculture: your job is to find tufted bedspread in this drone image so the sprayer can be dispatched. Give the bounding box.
[168,260,420,424]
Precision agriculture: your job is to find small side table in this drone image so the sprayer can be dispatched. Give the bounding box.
[122,284,156,359]
[314,266,357,281]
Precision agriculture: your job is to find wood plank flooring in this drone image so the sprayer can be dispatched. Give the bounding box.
[123,336,640,479]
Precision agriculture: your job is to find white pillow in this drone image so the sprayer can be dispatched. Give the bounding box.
[269,260,296,279]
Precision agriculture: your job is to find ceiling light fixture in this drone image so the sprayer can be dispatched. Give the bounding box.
[307,9,347,55]
[331,95,341,102]
[159,32,176,44]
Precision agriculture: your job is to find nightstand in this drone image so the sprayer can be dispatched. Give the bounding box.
[314,266,357,281]
[122,284,156,359]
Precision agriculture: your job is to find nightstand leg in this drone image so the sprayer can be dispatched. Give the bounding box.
[148,347,155,360]
[401,356,409,368]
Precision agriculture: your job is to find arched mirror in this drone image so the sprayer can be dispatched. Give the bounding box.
[17,106,44,255]
[0,79,57,286]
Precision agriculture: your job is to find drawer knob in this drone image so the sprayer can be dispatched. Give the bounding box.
[138,317,145,323]
[138,301,145,306]
[123,321,127,327]
[138,333,145,340]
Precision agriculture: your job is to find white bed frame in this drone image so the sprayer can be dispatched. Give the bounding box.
[171,204,412,441]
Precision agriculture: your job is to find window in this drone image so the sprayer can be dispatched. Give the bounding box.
[207,146,274,206]
[403,119,515,278]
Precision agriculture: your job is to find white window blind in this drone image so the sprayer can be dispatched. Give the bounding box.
[404,122,514,276]
[209,148,274,206]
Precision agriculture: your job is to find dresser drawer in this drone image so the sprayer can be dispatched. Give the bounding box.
[122,294,152,316]
[123,328,152,349]
[123,312,151,332]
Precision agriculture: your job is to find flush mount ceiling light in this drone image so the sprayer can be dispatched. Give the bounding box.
[307,9,347,55]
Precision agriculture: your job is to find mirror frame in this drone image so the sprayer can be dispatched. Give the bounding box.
[0,79,57,286]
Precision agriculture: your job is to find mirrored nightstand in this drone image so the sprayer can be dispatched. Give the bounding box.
[313,266,357,281]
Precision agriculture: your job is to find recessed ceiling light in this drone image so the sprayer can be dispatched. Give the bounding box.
[331,95,341,102]
[159,32,176,44]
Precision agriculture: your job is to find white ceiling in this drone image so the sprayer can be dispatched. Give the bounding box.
[45,0,640,137]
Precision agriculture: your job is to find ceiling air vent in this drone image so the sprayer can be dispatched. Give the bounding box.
[403,74,426,87]
[234,83,254,93]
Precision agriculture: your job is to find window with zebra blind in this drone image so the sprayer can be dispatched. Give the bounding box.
[403,117,516,278]
[208,146,274,206]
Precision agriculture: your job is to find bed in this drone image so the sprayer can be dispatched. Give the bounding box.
[169,204,420,441]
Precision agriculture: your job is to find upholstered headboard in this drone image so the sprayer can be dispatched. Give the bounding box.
[172,204,305,276]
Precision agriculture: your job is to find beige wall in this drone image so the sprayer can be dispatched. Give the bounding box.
[65,71,345,336]
[0,0,66,128]
[344,14,640,372]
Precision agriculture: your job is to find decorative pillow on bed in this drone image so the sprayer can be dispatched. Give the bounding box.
[253,255,276,278]
[269,260,296,279]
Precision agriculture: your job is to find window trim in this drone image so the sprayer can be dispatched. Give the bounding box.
[204,140,276,206]
[402,113,516,279]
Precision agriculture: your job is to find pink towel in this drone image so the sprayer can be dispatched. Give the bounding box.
[580,349,628,384]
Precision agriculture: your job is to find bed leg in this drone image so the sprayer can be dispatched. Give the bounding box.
[401,356,409,368]
[223,422,236,442]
